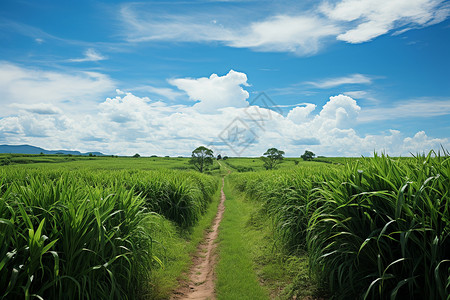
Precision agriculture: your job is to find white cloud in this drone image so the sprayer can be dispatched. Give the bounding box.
[118,0,449,54]
[0,111,70,139]
[359,99,450,122]
[9,103,62,115]
[0,61,115,116]
[69,48,107,62]
[169,70,250,112]
[120,4,340,55]
[287,103,316,124]
[403,131,447,153]
[343,90,368,98]
[306,74,373,88]
[119,5,234,43]
[321,0,449,43]
[318,94,361,129]
[0,68,447,156]
[132,86,184,100]
[228,15,341,55]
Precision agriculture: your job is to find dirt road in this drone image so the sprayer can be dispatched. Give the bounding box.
[172,177,226,300]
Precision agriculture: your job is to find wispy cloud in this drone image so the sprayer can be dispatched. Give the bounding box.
[305,74,373,89]
[10,103,62,115]
[0,61,115,116]
[69,49,107,62]
[118,0,449,54]
[0,19,58,42]
[119,3,340,55]
[343,91,368,98]
[272,103,312,108]
[132,86,184,100]
[359,98,450,122]
[320,0,449,43]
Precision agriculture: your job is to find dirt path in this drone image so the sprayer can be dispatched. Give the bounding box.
[171,177,226,300]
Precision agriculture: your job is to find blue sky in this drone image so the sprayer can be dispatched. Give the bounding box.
[0,0,449,156]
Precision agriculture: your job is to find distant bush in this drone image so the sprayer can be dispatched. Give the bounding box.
[237,166,254,172]
[0,158,11,166]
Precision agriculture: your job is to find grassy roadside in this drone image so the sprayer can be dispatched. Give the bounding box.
[219,179,319,300]
[245,205,318,300]
[216,178,269,300]
[147,180,223,299]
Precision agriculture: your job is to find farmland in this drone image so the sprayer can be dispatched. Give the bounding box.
[0,152,449,299]
[0,156,220,299]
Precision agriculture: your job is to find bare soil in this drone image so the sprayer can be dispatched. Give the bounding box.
[171,177,226,300]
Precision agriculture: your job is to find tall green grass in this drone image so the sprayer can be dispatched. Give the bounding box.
[230,152,450,299]
[308,152,450,299]
[230,165,339,253]
[0,177,153,299]
[0,167,218,299]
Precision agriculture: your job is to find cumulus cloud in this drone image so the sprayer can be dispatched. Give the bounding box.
[1,89,447,156]
[0,67,447,156]
[0,111,70,139]
[287,103,316,124]
[169,70,250,112]
[319,94,361,128]
[403,131,447,153]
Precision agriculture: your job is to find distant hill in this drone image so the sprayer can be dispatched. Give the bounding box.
[0,144,105,156]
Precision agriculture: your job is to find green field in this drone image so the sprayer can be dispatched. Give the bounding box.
[0,153,223,171]
[1,152,449,299]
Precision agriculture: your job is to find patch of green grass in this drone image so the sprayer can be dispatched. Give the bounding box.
[216,178,269,300]
[233,183,319,300]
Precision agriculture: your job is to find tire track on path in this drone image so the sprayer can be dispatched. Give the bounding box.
[172,176,226,300]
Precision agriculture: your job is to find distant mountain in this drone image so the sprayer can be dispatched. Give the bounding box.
[0,144,106,156]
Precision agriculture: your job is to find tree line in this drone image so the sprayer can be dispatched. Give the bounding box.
[189,146,316,172]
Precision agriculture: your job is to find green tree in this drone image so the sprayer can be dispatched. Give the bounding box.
[261,148,285,170]
[133,153,140,158]
[189,146,214,173]
[301,150,315,161]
